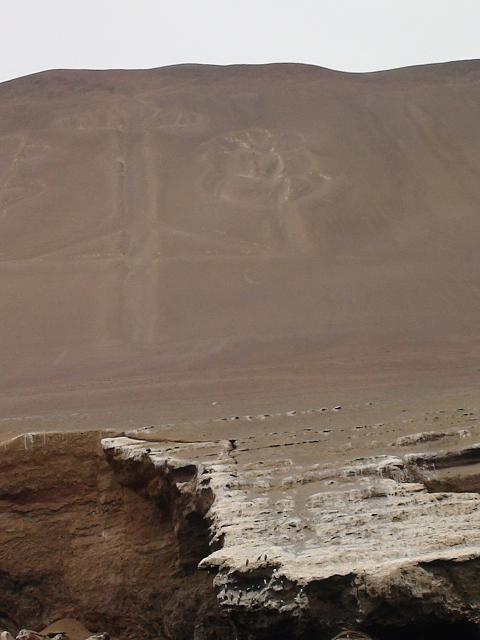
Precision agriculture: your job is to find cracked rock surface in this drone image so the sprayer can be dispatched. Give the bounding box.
[1,396,480,639]
[99,397,480,638]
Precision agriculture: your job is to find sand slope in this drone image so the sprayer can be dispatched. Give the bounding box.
[1,61,480,433]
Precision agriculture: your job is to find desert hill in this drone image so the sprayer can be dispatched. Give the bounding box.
[3,61,480,640]
[1,61,480,432]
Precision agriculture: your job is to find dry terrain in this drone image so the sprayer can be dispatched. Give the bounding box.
[1,61,480,639]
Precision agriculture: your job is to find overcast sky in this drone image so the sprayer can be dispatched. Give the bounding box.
[1,0,480,83]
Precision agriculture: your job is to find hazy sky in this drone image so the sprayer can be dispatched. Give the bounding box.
[1,0,480,82]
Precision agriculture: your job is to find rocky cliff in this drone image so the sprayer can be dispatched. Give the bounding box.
[2,401,480,640]
[0,431,229,640]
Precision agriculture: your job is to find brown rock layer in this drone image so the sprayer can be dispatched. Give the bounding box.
[3,425,480,639]
[0,432,229,640]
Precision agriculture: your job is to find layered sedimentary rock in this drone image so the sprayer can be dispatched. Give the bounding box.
[102,425,480,639]
[0,432,230,640]
[2,403,480,640]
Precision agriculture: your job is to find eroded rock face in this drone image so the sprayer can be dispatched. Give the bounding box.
[3,427,480,640]
[0,432,229,640]
[101,433,480,639]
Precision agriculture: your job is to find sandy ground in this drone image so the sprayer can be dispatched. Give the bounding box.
[0,61,479,445]
[41,619,92,640]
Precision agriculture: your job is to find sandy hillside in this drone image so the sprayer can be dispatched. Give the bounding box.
[0,61,479,436]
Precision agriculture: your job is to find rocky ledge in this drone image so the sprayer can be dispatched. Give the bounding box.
[2,418,480,639]
[101,430,480,639]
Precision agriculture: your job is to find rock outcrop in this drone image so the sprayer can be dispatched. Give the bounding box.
[2,417,480,639]
[0,432,230,640]
[101,431,480,639]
